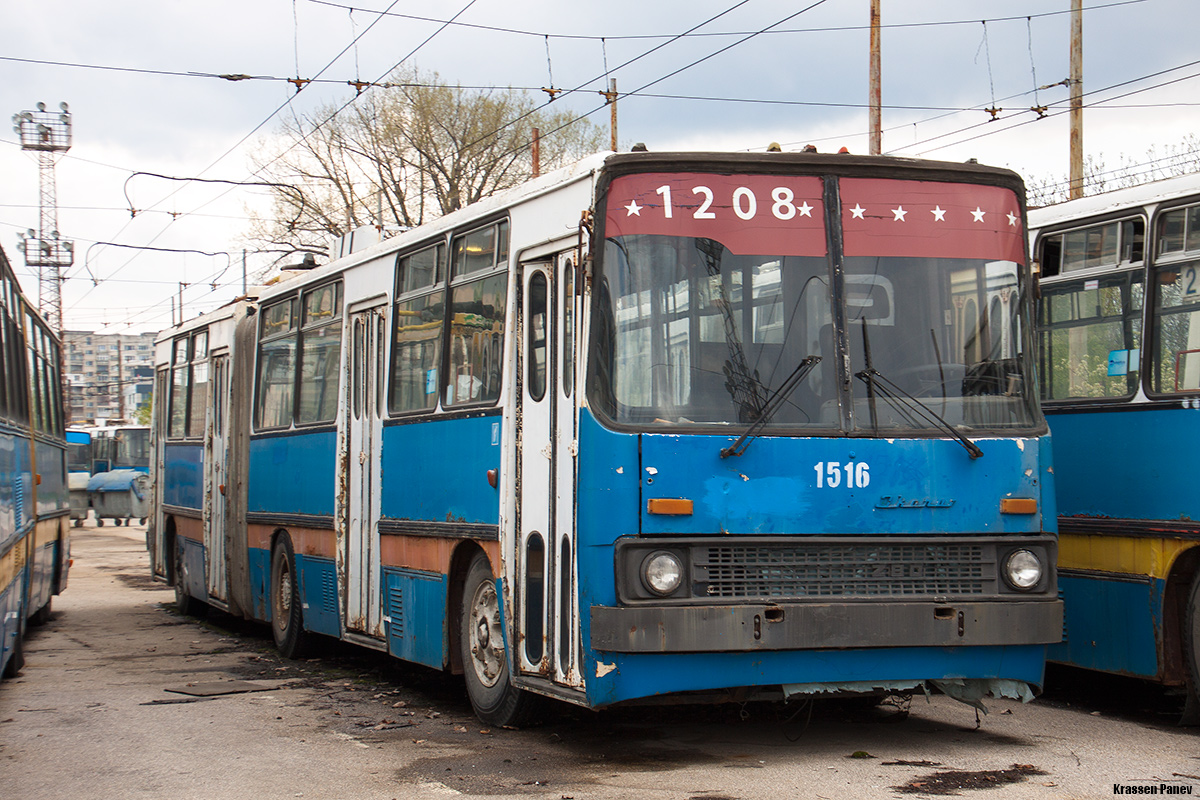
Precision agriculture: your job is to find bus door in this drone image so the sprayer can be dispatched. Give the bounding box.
[516,254,581,689]
[203,353,229,602]
[342,303,385,638]
[150,368,169,579]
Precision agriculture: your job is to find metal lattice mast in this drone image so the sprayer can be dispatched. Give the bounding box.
[12,102,74,335]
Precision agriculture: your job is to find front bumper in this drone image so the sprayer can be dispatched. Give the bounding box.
[591,597,1063,653]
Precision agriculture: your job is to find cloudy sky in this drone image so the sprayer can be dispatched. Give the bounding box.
[1,0,1195,334]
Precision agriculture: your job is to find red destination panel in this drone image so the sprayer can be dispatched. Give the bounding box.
[840,178,1026,263]
[604,173,827,257]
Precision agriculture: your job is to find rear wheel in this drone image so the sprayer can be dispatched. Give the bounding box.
[271,535,311,659]
[460,553,542,727]
[2,630,24,678]
[1183,572,1200,725]
[173,535,204,617]
[30,599,52,627]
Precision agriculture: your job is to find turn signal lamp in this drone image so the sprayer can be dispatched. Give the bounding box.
[647,498,694,516]
[1000,498,1037,515]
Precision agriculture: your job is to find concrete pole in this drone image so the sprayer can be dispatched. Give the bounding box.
[1069,0,1084,199]
[869,0,882,155]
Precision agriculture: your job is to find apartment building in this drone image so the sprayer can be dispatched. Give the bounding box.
[62,330,157,424]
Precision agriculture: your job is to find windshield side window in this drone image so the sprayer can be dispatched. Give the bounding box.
[390,243,445,414]
[297,282,343,425]
[188,331,209,436]
[445,221,508,407]
[1149,204,1200,393]
[256,298,298,429]
[168,336,190,438]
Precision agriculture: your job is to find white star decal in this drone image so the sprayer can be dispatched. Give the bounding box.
[1007,212,1019,227]
[931,205,947,222]
[625,200,642,216]
[892,206,908,222]
[797,201,813,217]
[850,204,866,219]
[971,207,986,223]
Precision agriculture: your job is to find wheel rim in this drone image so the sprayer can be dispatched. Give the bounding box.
[467,578,504,689]
[274,555,292,634]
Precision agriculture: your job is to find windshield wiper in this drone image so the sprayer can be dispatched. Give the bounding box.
[720,355,821,458]
[855,368,984,460]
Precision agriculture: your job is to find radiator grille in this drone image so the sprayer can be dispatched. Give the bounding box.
[696,543,993,599]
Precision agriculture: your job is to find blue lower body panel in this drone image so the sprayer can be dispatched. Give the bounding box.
[179,538,207,601]
[1048,573,1161,678]
[383,567,448,669]
[296,555,340,638]
[0,573,21,674]
[248,546,271,621]
[246,548,342,638]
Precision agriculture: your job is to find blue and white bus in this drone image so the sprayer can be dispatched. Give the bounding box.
[153,151,1060,724]
[0,245,70,679]
[1031,171,1200,720]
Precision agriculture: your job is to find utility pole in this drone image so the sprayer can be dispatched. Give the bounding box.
[532,127,541,178]
[1069,0,1084,200]
[868,0,882,155]
[602,79,618,152]
[12,102,73,336]
[116,334,125,420]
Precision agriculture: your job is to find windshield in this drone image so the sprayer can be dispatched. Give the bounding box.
[590,171,1040,434]
[67,441,91,472]
[114,428,150,468]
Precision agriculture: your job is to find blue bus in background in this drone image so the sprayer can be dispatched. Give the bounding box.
[0,245,70,679]
[1032,172,1200,721]
[152,151,1060,725]
[66,428,91,526]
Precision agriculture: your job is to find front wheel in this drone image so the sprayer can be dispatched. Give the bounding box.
[271,535,311,659]
[460,553,542,727]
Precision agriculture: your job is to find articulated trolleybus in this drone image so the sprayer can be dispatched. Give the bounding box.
[1031,172,1200,717]
[0,245,70,679]
[154,151,1060,724]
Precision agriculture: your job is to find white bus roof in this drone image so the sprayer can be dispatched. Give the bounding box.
[1029,171,1200,230]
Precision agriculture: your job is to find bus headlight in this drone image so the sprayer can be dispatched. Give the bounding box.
[1003,549,1043,590]
[641,552,683,596]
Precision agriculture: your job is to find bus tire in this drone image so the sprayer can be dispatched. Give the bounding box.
[460,552,541,727]
[173,535,204,618]
[3,629,24,678]
[30,599,52,627]
[271,534,311,659]
[1184,572,1200,725]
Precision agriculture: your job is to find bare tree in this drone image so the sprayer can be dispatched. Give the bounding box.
[1027,134,1200,207]
[247,67,607,257]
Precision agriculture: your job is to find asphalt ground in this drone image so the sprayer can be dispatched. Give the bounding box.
[1,523,1197,800]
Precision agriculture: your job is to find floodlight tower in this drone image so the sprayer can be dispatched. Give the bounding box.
[12,102,74,335]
